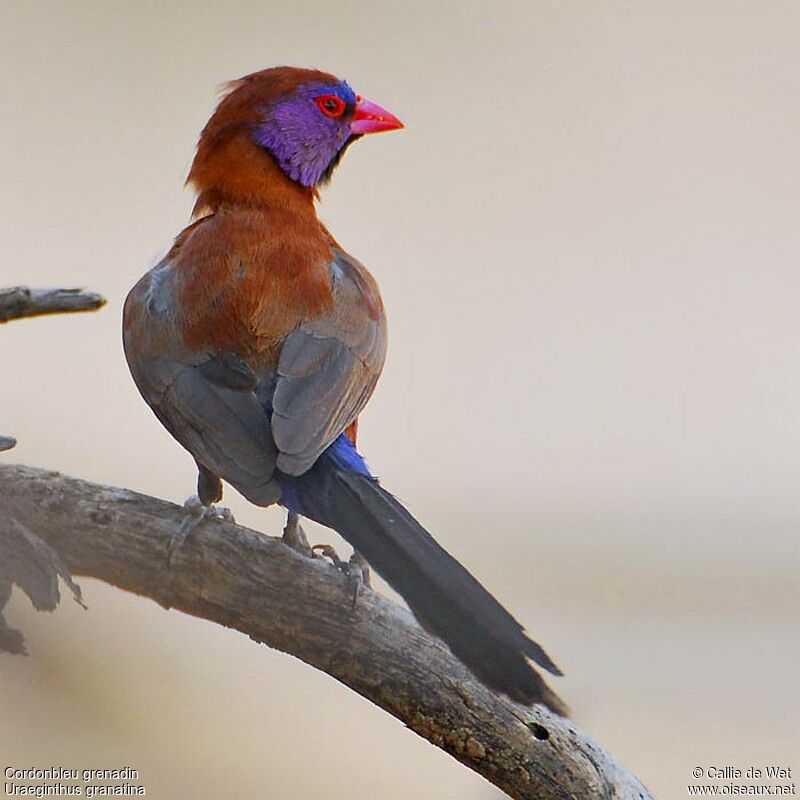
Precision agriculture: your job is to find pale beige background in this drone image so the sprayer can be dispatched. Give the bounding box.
[1,2,798,798]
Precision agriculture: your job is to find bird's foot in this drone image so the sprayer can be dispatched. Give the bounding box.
[349,550,371,589]
[182,495,235,528]
[312,543,344,566]
[282,511,312,557]
[312,545,371,610]
[167,495,235,566]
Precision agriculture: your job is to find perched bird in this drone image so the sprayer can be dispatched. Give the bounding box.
[123,66,564,713]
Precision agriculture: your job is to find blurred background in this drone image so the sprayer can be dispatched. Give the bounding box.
[1,2,797,797]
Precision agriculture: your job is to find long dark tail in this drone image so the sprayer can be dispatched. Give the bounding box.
[282,454,566,714]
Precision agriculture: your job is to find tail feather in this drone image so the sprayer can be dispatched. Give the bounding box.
[294,464,566,714]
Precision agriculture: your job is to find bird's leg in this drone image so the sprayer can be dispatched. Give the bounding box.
[282,511,312,556]
[349,550,371,588]
[192,465,234,522]
[197,464,223,506]
[312,545,371,610]
[167,467,234,566]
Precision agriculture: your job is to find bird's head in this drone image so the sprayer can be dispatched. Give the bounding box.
[188,66,403,213]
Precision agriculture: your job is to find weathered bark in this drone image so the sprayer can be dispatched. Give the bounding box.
[0,286,105,323]
[0,463,653,800]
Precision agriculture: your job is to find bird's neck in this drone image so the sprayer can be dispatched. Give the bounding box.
[188,131,319,220]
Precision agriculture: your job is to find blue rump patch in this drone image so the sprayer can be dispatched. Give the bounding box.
[277,432,372,514]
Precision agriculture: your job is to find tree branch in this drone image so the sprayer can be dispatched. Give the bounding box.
[0,286,106,323]
[0,463,652,800]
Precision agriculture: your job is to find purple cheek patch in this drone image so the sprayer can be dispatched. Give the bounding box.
[255,89,351,187]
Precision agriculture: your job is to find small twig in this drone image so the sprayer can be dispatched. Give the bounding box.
[1,284,105,452]
[0,286,106,323]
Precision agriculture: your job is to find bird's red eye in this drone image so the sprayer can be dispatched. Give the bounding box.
[315,94,346,118]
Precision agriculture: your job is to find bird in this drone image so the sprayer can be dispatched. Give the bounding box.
[123,66,565,714]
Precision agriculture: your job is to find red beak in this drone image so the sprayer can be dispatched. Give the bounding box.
[350,95,404,135]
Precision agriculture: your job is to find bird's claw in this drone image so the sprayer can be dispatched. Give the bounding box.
[167,495,235,566]
[349,551,371,589]
[182,495,235,524]
[312,545,371,610]
[282,511,312,556]
[311,543,345,568]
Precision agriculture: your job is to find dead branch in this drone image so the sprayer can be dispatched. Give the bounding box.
[0,515,84,653]
[0,286,106,323]
[0,462,652,800]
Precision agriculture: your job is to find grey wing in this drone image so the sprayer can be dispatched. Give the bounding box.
[271,251,387,475]
[123,262,281,506]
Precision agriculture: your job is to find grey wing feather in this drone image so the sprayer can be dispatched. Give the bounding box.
[123,261,281,506]
[272,251,387,475]
[125,248,385,493]
[152,360,280,505]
